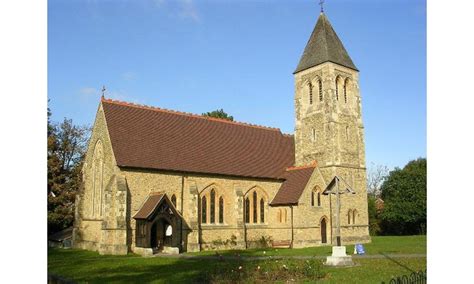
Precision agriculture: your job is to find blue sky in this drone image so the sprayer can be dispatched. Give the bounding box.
[48,0,426,170]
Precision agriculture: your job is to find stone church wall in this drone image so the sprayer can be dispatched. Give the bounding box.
[73,104,128,255]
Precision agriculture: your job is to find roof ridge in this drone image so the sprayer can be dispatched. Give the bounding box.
[286,160,317,171]
[101,97,282,132]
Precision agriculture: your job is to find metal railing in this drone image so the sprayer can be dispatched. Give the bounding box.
[383,270,427,284]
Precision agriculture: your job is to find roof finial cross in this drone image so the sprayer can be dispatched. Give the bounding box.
[319,0,325,13]
[101,85,106,98]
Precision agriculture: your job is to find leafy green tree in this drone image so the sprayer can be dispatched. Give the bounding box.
[202,109,234,121]
[48,107,90,234]
[380,158,426,235]
[367,195,381,235]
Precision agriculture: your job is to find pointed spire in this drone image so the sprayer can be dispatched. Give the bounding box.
[294,13,358,74]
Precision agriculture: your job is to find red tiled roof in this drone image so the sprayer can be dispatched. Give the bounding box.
[102,98,295,179]
[133,193,164,220]
[270,165,316,205]
[133,193,182,220]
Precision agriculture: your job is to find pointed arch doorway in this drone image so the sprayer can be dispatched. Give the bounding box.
[320,217,327,244]
[150,218,172,250]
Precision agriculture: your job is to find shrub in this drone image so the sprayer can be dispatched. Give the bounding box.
[207,258,326,283]
[257,235,272,248]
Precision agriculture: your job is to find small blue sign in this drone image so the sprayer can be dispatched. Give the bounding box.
[355,244,365,255]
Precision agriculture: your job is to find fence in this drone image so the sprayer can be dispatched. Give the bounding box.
[382,270,427,284]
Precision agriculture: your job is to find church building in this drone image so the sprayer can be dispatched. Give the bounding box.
[73,11,371,255]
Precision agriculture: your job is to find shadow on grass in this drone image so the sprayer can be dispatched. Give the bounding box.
[49,248,235,283]
[48,248,328,283]
[379,252,416,273]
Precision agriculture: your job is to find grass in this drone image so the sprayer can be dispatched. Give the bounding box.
[48,236,426,283]
[187,235,426,257]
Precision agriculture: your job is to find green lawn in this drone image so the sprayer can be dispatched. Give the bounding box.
[187,235,426,257]
[48,236,426,283]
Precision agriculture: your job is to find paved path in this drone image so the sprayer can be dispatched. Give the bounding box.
[152,253,426,260]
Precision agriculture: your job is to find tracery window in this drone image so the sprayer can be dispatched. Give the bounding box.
[92,140,104,218]
[308,82,313,105]
[312,186,322,207]
[245,188,268,224]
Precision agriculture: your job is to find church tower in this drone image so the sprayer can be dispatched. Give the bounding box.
[294,11,370,243]
[294,12,366,171]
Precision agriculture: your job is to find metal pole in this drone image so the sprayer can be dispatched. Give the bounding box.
[336,177,341,246]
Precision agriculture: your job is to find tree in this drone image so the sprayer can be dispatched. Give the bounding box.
[367,163,389,198]
[367,195,381,235]
[380,158,426,235]
[48,108,90,234]
[202,109,234,121]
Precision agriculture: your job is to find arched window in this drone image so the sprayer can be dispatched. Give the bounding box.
[336,76,344,101]
[260,198,265,223]
[308,82,313,105]
[253,191,258,223]
[348,209,352,224]
[219,196,224,224]
[284,209,287,223]
[312,187,321,207]
[318,79,323,101]
[201,196,207,224]
[210,189,216,223]
[92,140,104,218]
[171,194,177,207]
[353,209,357,224]
[245,197,250,223]
[344,79,348,103]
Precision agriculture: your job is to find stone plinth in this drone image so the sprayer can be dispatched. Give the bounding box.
[134,247,154,257]
[325,246,354,266]
[162,246,180,255]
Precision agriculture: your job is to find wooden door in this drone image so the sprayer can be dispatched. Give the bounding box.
[321,218,327,244]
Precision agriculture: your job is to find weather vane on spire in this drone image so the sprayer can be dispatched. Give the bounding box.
[319,0,325,13]
[101,85,106,98]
